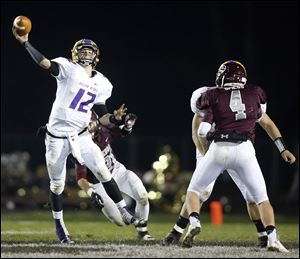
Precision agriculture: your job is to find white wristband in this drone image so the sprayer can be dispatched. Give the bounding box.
[274,137,286,154]
[198,122,212,138]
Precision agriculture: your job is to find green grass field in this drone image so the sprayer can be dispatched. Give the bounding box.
[1,209,299,258]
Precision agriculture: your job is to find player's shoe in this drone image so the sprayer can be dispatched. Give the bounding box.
[137,231,155,241]
[182,221,201,248]
[131,217,147,227]
[119,206,146,227]
[55,219,75,244]
[257,235,268,248]
[91,191,104,210]
[161,231,182,246]
[60,235,75,244]
[267,239,289,253]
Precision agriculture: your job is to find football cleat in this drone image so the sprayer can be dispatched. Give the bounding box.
[55,219,74,244]
[60,235,75,244]
[267,239,289,253]
[137,231,155,241]
[182,221,201,248]
[119,206,146,227]
[131,217,147,227]
[257,235,268,248]
[91,192,104,210]
[161,231,182,246]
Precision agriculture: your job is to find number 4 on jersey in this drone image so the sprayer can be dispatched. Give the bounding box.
[229,90,246,120]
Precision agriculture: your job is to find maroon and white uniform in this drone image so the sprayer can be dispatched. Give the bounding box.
[190,86,266,203]
[188,84,269,204]
[74,125,149,226]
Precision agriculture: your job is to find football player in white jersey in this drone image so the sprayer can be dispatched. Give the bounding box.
[162,86,269,247]
[13,29,145,244]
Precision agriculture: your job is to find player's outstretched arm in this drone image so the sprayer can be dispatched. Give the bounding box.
[258,113,296,164]
[98,104,127,127]
[12,27,51,70]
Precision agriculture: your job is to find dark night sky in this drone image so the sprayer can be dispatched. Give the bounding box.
[1,1,299,139]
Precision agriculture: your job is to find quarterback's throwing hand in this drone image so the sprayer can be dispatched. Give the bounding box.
[12,26,28,43]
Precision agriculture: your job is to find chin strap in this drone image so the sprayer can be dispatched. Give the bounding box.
[78,59,93,66]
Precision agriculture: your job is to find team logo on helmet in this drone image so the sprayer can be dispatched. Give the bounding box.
[71,39,100,68]
[215,60,247,88]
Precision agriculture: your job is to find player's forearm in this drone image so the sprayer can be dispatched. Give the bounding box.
[192,114,207,155]
[23,41,51,69]
[192,132,206,155]
[259,114,282,141]
[263,123,282,141]
[98,113,113,126]
[259,113,292,155]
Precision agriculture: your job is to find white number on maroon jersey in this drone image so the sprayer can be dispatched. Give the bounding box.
[229,90,246,120]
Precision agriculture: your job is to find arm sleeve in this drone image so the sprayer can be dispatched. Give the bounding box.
[50,57,73,80]
[50,61,59,77]
[23,41,46,65]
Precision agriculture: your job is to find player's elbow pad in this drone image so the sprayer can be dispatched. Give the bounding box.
[198,122,212,138]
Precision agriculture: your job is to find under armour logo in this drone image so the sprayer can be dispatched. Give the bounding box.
[221,134,229,139]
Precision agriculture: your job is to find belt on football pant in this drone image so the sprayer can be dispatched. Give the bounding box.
[45,127,87,139]
[207,132,249,143]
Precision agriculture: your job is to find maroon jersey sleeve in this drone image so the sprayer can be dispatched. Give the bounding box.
[202,108,214,124]
[254,85,267,104]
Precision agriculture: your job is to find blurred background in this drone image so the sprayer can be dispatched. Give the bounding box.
[1,1,299,216]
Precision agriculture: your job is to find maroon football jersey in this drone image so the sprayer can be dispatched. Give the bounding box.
[196,84,266,143]
[75,123,123,183]
[92,125,122,150]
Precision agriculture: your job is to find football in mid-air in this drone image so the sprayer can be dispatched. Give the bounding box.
[13,16,32,36]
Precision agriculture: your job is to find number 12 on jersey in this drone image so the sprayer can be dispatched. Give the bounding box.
[69,88,96,113]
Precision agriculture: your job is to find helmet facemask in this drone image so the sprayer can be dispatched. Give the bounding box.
[78,47,96,67]
[71,39,100,69]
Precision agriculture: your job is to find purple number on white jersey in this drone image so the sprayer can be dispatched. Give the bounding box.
[69,88,96,113]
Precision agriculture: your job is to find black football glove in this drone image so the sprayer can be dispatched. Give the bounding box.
[91,192,104,210]
[124,113,138,130]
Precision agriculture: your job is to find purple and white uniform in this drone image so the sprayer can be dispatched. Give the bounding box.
[45,57,114,195]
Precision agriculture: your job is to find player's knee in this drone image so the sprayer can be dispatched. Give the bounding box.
[50,180,65,195]
[199,189,212,202]
[138,192,149,206]
[95,169,112,182]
